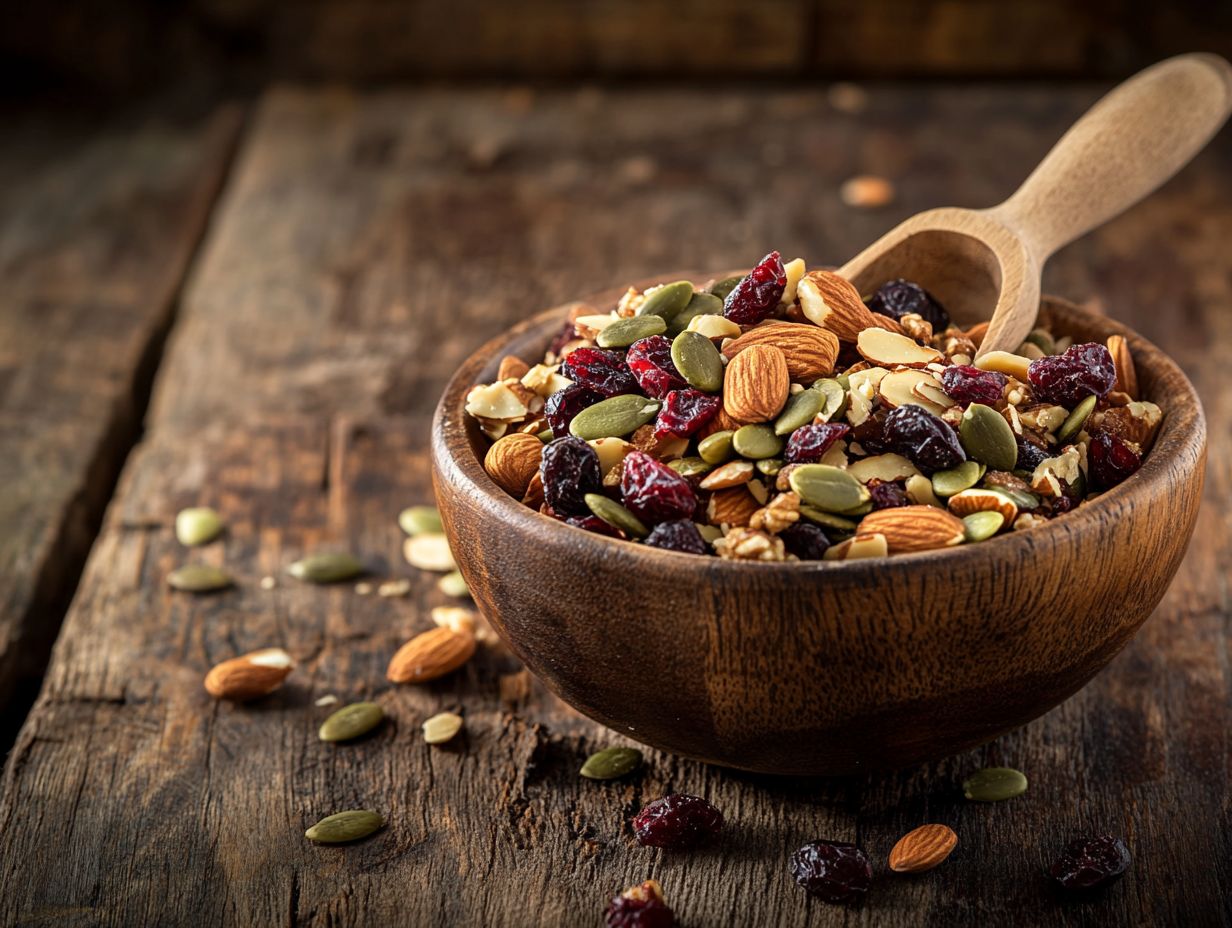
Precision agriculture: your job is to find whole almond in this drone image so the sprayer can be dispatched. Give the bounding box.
[721,322,840,383]
[699,405,742,439]
[484,432,543,497]
[797,270,880,341]
[706,487,761,527]
[497,354,530,381]
[205,648,294,701]
[889,823,958,873]
[1106,334,1137,399]
[858,505,966,552]
[723,344,789,424]
[387,626,477,684]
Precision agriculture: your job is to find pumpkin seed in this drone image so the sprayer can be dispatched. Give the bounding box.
[167,564,233,593]
[668,292,724,334]
[537,429,553,443]
[580,746,643,780]
[398,506,443,536]
[288,553,364,584]
[437,571,470,598]
[813,378,848,422]
[670,331,724,392]
[319,702,384,742]
[962,511,1005,542]
[962,766,1028,802]
[422,711,464,744]
[931,460,984,497]
[597,314,666,348]
[668,456,712,477]
[698,430,735,465]
[1056,394,1097,444]
[569,395,660,440]
[707,275,743,301]
[1024,328,1055,354]
[990,485,1040,511]
[732,424,784,460]
[305,809,384,843]
[789,465,870,514]
[175,507,224,546]
[959,404,1019,471]
[798,506,858,534]
[755,457,783,477]
[585,493,649,539]
[774,388,824,435]
[636,281,694,321]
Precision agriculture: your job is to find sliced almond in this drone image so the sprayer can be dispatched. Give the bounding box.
[687,314,741,340]
[204,648,294,701]
[878,369,949,416]
[465,382,529,420]
[497,355,530,381]
[781,257,807,305]
[905,473,944,508]
[847,453,920,484]
[823,532,888,561]
[699,460,755,490]
[946,488,1018,524]
[858,505,965,552]
[1107,334,1138,399]
[589,437,635,475]
[974,350,1032,382]
[857,328,943,368]
[797,270,880,341]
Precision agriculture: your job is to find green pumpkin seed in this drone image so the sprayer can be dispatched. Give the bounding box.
[774,389,824,435]
[584,493,649,539]
[756,458,783,477]
[580,746,643,780]
[597,314,666,348]
[1056,394,1097,444]
[537,429,553,443]
[167,564,233,593]
[990,486,1040,511]
[399,506,443,536]
[288,553,365,584]
[813,378,848,422]
[319,702,384,742]
[962,767,1028,802]
[1024,328,1055,355]
[789,465,870,514]
[305,809,385,843]
[671,331,724,392]
[959,404,1019,471]
[698,430,735,465]
[668,292,724,334]
[798,506,858,534]
[175,507,224,546]
[637,281,694,320]
[732,424,784,460]
[569,395,661,440]
[437,570,470,598]
[668,457,712,477]
[962,511,1005,542]
[707,275,743,301]
[932,460,984,497]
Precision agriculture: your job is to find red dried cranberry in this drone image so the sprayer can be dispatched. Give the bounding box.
[632,794,723,849]
[1048,834,1131,891]
[866,279,950,331]
[644,519,708,554]
[544,383,602,438]
[790,840,872,904]
[562,347,639,397]
[1088,431,1142,490]
[620,452,697,524]
[565,513,623,537]
[604,883,675,928]
[539,436,602,517]
[883,405,966,475]
[940,364,1007,407]
[869,481,910,509]
[656,389,721,438]
[780,522,830,560]
[1015,436,1050,472]
[723,252,787,325]
[784,423,850,464]
[626,336,687,399]
[1027,343,1117,406]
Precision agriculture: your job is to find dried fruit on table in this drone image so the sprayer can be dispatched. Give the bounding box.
[1048,834,1131,891]
[790,840,873,904]
[604,880,676,928]
[632,794,723,849]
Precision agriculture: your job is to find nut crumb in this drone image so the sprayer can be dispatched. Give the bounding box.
[378,579,412,598]
[840,175,895,208]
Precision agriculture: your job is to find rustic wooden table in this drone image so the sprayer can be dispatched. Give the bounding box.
[0,84,1228,927]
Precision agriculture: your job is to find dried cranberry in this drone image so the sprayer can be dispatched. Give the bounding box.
[780,522,830,560]
[632,794,723,849]
[866,279,950,331]
[1027,343,1117,406]
[565,513,623,538]
[604,883,676,928]
[940,364,1007,408]
[869,481,910,509]
[1088,431,1142,490]
[644,519,708,555]
[544,383,602,438]
[883,405,966,475]
[620,451,697,524]
[790,840,872,904]
[539,437,602,517]
[784,423,850,464]
[1048,834,1131,891]
[1015,436,1050,472]
[626,336,687,399]
[723,251,787,325]
[656,388,721,439]
[562,347,639,397]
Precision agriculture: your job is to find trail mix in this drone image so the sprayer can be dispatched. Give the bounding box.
[467,252,1163,560]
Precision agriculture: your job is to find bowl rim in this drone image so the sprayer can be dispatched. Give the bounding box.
[432,279,1207,576]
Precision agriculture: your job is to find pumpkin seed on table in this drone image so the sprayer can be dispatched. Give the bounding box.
[569,395,661,440]
[962,510,1005,542]
[732,424,784,460]
[636,280,694,321]
[580,746,643,780]
[305,809,385,844]
[707,275,743,301]
[167,564,233,593]
[422,711,464,744]
[175,507,224,546]
[789,464,870,514]
[697,430,735,465]
[585,493,649,539]
[931,460,984,498]
[959,403,1019,471]
[670,331,724,392]
[597,314,666,348]
[398,505,443,536]
[669,291,724,333]
[288,552,365,583]
[437,570,470,598]
[1056,394,1098,444]
[774,389,823,435]
[319,702,385,742]
[963,766,1028,802]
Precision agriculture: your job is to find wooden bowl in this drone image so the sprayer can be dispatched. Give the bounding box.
[430,285,1206,775]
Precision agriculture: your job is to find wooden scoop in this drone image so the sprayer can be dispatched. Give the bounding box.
[839,53,1232,357]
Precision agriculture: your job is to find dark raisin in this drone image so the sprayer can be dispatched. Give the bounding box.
[626,336,688,399]
[539,437,602,517]
[644,519,709,555]
[882,405,966,475]
[604,882,676,928]
[849,409,891,454]
[780,522,830,560]
[940,364,1007,407]
[632,794,723,850]
[565,513,623,538]
[1088,431,1142,490]
[544,383,603,438]
[656,388,722,439]
[562,347,640,397]
[620,451,697,524]
[784,423,850,464]
[790,840,873,904]
[1015,436,1050,472]
[866,279,950,331]
[723,251,787,325]
[869,481,910,509]
[547,318,580,358]
[1027,343,1117,406]
[1048,834,1131,892]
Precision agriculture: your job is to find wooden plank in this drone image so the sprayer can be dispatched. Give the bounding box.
[2,86,1230,925]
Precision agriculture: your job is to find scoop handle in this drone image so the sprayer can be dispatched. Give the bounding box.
[993,53,1232,262]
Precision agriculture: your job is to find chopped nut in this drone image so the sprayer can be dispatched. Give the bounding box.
[750,492,801,534]
[378,579,412,598]
[714,527,788,561]
[898,313,933,343]
[465,382,529,421]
